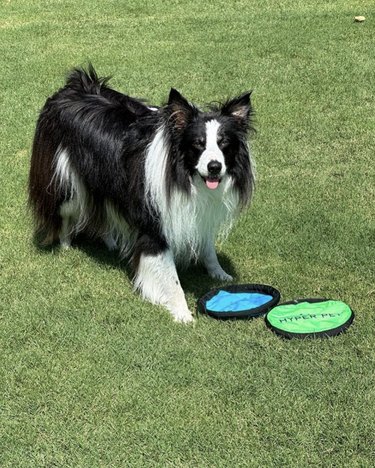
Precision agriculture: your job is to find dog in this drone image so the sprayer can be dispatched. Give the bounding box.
[28,65,255,323]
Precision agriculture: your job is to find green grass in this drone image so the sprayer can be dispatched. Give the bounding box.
[1,0,375,466]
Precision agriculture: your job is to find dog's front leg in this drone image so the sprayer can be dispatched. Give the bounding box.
[134,248,194,323]
[201,241,233,281]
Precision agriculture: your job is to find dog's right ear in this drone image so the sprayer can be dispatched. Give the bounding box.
[167,88,196,130]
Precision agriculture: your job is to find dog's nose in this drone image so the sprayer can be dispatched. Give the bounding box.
[207,160,222,176]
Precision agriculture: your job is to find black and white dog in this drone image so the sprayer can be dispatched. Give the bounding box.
[29,65,254,323]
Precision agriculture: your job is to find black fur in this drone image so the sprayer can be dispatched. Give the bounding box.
[29,66,164,256]
[29,65,254,265]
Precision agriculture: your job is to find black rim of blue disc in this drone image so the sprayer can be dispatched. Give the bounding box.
[198,283,281,319]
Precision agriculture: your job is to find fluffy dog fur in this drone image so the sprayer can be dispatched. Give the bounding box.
[29,65,255,322]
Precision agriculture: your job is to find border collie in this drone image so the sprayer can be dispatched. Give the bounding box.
[29,65,254,323]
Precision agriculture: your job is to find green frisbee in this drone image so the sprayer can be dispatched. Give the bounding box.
[265,298,354,339]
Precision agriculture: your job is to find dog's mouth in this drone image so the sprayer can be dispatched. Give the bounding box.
[200,175,222,190]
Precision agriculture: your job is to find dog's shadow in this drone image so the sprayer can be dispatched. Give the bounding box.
[177,255,237,298]
[34,234,237,302]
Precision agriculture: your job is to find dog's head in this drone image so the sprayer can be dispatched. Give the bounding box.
[164,89,254,204]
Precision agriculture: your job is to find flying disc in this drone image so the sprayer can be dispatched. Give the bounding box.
[198,284,280,319]
[265,298,354,339]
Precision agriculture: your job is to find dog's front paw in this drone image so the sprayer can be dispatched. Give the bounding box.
[171,307,195,324]
[209,268,233,282]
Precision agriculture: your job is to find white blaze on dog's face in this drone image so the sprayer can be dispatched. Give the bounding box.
[166,88,253,194]
[195,120,226,190]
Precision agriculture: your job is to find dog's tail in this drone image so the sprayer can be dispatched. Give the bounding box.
[66,63,111,95]
[66,63,154,118]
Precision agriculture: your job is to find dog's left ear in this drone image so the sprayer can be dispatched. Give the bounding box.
[221,91,253,125]
[167,88,196,130]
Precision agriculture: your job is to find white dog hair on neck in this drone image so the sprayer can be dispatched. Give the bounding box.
[144,124,240,266]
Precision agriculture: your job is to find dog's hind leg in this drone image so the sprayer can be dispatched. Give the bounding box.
[59,217,73,249]
[134,245,194,324]
[102,232,118,251]
[59,200,78,249]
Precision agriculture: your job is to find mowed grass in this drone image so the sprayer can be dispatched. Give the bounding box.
[1,0,375,466]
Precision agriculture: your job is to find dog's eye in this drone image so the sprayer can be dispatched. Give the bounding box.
[218,137,229,150]
[193,138,205,150]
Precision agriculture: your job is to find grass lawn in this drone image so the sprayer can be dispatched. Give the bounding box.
[1,0,375,465]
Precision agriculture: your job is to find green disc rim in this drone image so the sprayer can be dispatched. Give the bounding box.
[266,299,354,338]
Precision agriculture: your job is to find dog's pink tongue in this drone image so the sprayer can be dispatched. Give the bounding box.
[206,180,219,190]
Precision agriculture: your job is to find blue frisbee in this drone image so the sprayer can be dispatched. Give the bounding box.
[198,284,280,319]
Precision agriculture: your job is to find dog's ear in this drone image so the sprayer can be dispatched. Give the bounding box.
[167,88,196,130]
[221,91,253,126]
